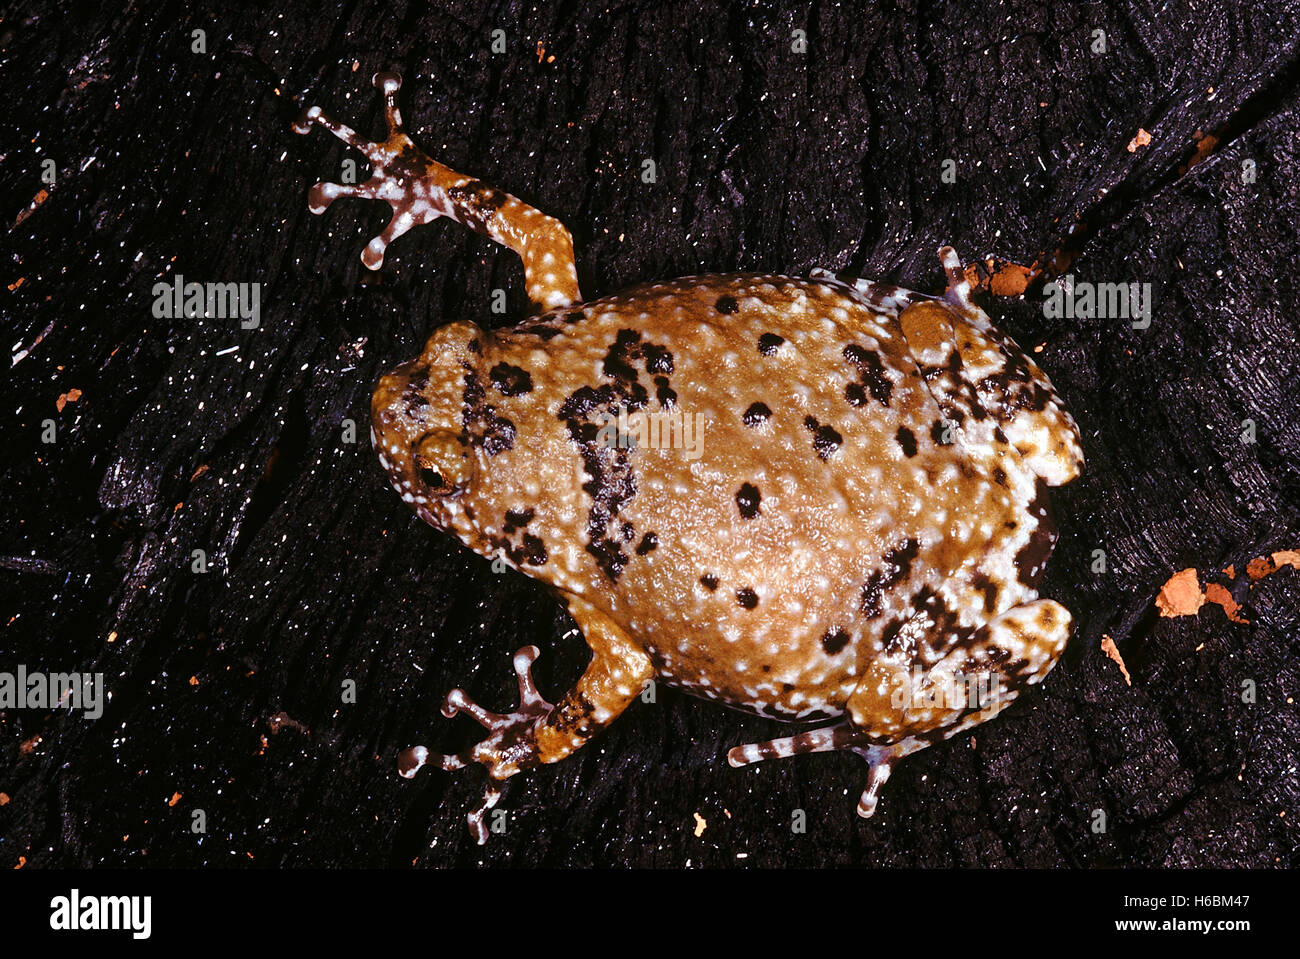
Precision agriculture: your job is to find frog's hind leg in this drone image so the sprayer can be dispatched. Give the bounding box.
[398,598,653,843]
[729,598,1072,818]
[926,246,1084,486]
[810,267,937,317]
[293,71,580,311]
[728,725,927,816]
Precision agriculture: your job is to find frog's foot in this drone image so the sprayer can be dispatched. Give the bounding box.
[727,724,926,817]
[924,246,1085,486]
[293,72,581,308]
[293,72,439,270]
[397,645,553,844]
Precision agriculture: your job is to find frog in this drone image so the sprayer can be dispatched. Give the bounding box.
[293,72,1085,843]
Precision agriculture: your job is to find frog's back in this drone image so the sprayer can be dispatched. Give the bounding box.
[463,274,1030,719]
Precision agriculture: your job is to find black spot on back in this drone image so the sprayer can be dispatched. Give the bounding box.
[504,507,535,532]
[970,570,999,614]
[636,531,658,555]
[843,344,892,406]
[654,376,677,408]
[461,369,516,456]
[803,416,843,460]
[557,383,638,581]
[643,344,674,374]
[743,402,771,427]
[735,482,761,519]
[603,329,643,383]
[896,425,918,457]
[821,628,850,654]
[757,333,785,355]
[736,587,758,609]
[700,574,719,591]
[489,362,533,396]
[715,295,739,314]
[520,534,548,566]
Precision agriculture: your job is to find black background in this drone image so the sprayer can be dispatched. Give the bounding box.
[2,0,1297,868]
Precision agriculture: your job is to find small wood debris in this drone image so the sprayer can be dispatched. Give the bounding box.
[1100,635,1131,685]
[1127,128,1152,152]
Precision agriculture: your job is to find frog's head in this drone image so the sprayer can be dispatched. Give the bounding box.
[370,321,482,531]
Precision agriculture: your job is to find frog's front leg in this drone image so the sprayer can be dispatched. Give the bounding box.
[728,599,1072,818]
[399,597,653,843]
[293,71,580,311]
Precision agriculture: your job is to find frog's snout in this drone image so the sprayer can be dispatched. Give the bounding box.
[370,359,476,516]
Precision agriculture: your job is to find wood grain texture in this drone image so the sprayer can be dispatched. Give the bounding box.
[1,0,1297,867]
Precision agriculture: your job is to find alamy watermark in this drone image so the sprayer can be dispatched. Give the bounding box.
[596,407,706,461]
[0,666,104,719]
[887,666,1005,714]
[151,274,261,328]
[50,889,150,939]
[1043,274,1152,328]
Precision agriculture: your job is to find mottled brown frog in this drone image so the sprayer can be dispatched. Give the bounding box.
[294,73,1084,842]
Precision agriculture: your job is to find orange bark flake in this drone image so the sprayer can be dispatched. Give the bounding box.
[1246,556,1276,580]
[1204,583,1248,624]
[1153,549,1295,624]
[1271,550,1300,570]
[14,188,49,227]
[1100,635,1131,685]
[1155,567,1204,617]
[989,262,1033,297]
[55,388,83,412]
[1181,131,1219,175]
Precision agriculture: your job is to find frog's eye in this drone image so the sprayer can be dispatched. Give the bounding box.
[413,429,472,494]
[417,465,445,490]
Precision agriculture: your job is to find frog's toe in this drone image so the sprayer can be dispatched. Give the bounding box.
[397,646,553,844]
[938,245,975,309]
[847,743,908,818]
[303,179,382,215]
